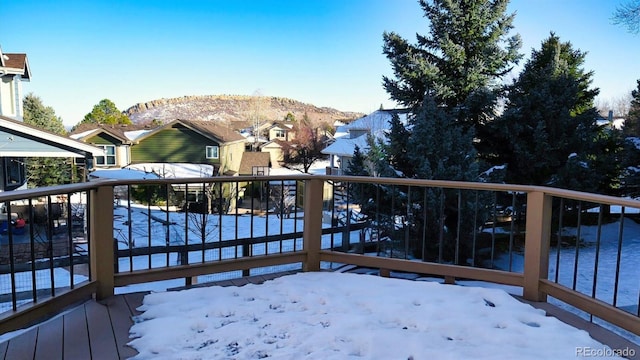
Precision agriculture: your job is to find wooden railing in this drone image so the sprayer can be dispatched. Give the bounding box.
[0,175,639,338]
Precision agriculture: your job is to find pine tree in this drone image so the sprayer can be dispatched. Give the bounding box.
[23,94,66,135]
[486,34,619,193]
[620,80,640,196]
[345,146,368,177]
[405,95,481,262]
[385,113,413,177]
[408,95,479,181]
[623,79,640,137]
[22,93,72,187]
[75,99,132,129]
[382,0,521,129]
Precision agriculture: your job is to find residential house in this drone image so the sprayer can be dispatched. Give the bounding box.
[71,119,247,176]
[321,109,409,174]
[0,47,30,120]
[0,47,102,192]
[260,139,288,169]
[265,121,295,142]
[69,123,132,168]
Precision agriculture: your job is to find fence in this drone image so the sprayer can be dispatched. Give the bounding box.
[0,175,638,339]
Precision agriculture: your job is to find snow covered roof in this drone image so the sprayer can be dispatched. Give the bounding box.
[88,168,161,180]
[321,134,369,157]
[345,109,408,132]
[89,163,216,180]
[322,109,409,158]
[124,129,152,141]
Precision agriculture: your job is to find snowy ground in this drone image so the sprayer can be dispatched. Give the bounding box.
[128,272,624,360]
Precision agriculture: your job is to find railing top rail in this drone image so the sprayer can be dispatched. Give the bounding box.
[0,179,119,202]
[2,174,639,209]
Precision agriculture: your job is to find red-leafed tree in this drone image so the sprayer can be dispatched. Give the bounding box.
[282,114,327,173]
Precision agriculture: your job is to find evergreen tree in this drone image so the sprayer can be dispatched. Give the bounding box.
[345,145,368,177]
[623,79,640,137]
[408,95,478,181]
[406,95,481,262]
[385,113,413,177]
[75,99,132,129]
[382,0,521,130]
[620,81,640,196]
[620,138,640,197]
[486,34,619,193]
[22,93,72,187]
[23,94,66,135]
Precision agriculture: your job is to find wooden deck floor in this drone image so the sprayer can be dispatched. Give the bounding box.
[0,271,297,360]
[1,269,638,359]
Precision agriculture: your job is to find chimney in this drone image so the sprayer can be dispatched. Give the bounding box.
[608,110,613,122]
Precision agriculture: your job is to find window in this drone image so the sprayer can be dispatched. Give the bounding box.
[95,145,116,166]
[274,129,286,138]
[3,158,26,190]
[206,146,219,159]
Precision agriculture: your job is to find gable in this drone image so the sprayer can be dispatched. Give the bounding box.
[131,125,221,163]
[238,152,271,175]
[86,132,126,145]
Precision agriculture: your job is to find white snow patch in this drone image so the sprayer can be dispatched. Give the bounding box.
[128,272,614,360]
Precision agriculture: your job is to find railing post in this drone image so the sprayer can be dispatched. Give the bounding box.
[303,178,323,272]
[523,190,552,302]
[89,184,115,300]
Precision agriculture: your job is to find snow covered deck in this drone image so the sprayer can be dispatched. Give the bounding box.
[1,269,638,359]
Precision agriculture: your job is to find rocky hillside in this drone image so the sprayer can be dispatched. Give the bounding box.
[124,95,364,128]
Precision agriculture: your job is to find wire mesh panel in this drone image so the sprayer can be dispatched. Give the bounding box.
[325,178,527,272]
[113,178,306,285]
[549,200,640,321]
[0,190,90,314]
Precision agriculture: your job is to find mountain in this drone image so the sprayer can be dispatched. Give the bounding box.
[123,95,364,128]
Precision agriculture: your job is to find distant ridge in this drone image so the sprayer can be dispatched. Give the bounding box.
[124,95,364,127]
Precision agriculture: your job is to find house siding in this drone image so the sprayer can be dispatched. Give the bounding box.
[220,141,245,174]
[131,127,220,164]
[86,133,123,146]
[0,77,15,118]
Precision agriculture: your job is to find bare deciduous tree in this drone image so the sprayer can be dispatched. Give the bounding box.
[612,0,640,34]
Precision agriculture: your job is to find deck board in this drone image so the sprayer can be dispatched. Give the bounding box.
[34,313,63,360]
[0,340,7,359]
[85,301,119,360]
[4,327,37,360]
[63,304,91,360]
[105,294,142,359]
[122,292,146,317]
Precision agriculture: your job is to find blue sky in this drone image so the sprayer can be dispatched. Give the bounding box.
[3,0,639,126]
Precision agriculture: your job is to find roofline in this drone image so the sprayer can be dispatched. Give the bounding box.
[0,53,31,80]
[74,126,132,144]
[133,119,244,145]
[0,115,104,156]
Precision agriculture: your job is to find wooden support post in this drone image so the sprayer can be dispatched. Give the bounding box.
[523,191,552,302]
[89,184,115,300]
[303,178,323,272]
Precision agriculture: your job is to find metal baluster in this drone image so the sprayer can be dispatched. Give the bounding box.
[554,199,564,283]
[590,204,604,322]
[572,202,582,291]
[613,207,625,307]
